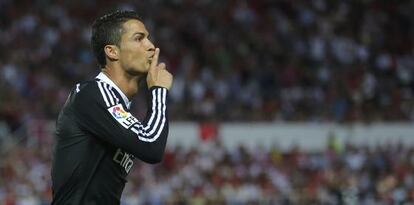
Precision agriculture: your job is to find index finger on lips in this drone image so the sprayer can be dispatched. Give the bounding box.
[150,48,160,70]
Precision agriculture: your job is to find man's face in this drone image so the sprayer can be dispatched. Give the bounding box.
[117,19,155,74]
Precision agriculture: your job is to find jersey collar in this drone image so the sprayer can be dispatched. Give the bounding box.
[95,72,132,109]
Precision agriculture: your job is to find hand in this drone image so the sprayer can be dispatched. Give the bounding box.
[146,48,173,90]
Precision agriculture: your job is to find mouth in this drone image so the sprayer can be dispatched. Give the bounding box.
[147,52,155,64]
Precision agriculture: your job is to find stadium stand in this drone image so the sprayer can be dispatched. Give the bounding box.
[0,0,413,204]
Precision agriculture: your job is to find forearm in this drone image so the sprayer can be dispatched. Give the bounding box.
[128,87,169,163]
[74,83,170,164]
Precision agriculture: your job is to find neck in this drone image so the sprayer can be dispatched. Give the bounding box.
[101,66,144,100]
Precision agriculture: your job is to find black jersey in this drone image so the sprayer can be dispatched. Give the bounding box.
[51,73,169,205]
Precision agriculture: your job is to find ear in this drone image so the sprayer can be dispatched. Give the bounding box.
[104,45,120,61]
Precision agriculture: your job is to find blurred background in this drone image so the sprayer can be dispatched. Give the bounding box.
[1,0,414,204]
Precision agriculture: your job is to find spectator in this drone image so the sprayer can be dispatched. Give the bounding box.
[0,0,413,130]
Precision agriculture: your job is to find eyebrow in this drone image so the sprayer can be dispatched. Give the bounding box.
[132,32,148,38]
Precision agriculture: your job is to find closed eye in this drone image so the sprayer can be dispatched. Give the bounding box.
[135,36,144,41]
[133,32,147,42]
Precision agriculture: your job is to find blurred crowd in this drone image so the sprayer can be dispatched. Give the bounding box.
[1,132,414,205]
[0,0,413,134]
[1,1,414,204]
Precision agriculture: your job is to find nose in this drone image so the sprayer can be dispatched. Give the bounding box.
[146,39,155,51]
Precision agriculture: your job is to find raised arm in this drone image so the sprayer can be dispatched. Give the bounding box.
[72,82,169,164]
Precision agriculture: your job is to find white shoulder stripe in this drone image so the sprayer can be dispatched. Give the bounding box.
[76,83,80,93]
[108,86,120,104]
[103,83,115,106]
[97,81,110,107]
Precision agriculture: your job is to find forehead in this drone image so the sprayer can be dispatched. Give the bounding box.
[121,19,148,36]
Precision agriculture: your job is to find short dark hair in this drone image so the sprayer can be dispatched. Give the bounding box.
[91,10,141,68]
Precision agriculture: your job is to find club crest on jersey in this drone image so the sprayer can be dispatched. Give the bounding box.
[108,104,139,129]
